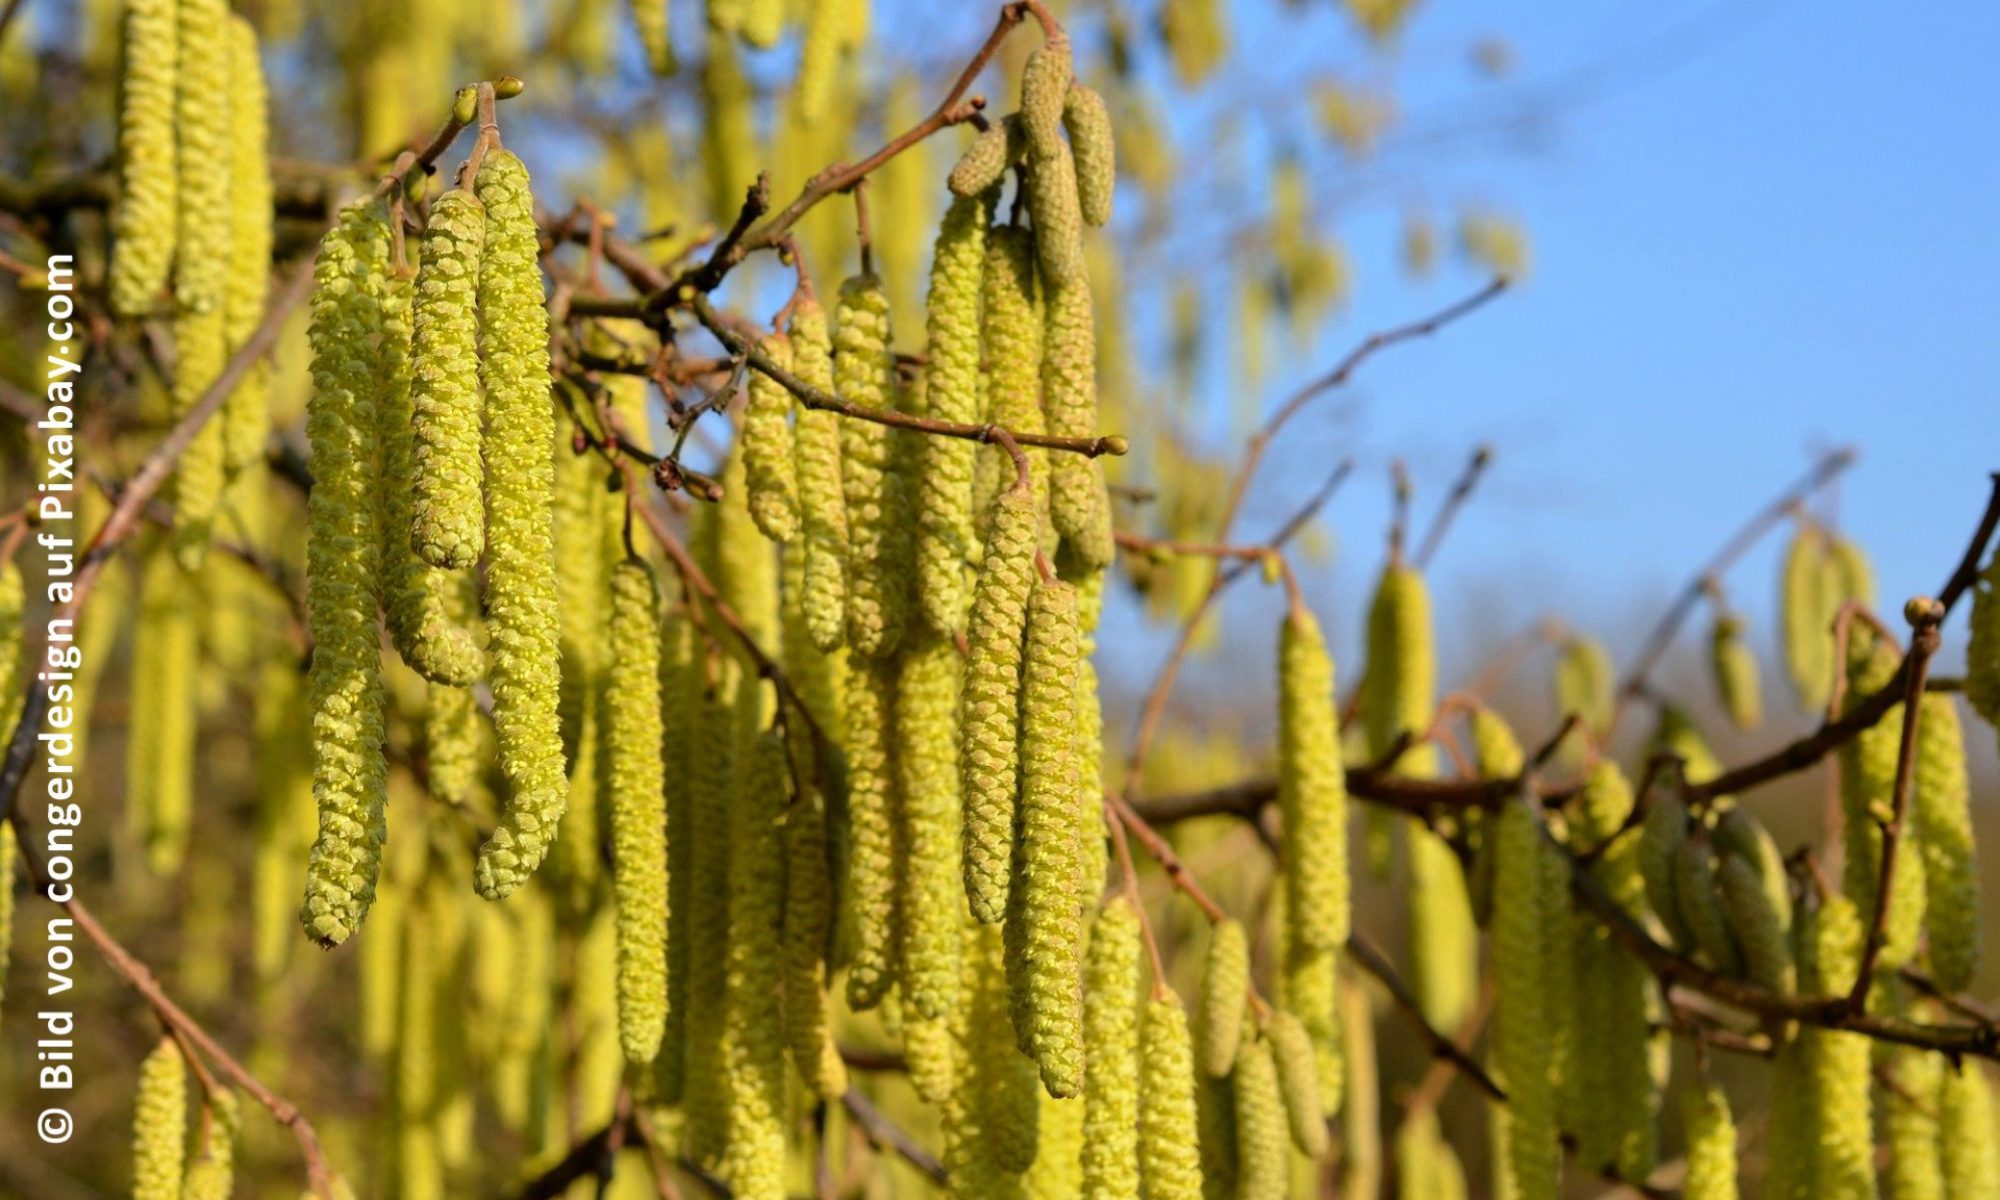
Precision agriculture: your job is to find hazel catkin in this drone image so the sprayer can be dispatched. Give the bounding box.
[721,732,789,1199]
[743,335,800,542]
[1139,990,1206,1200]
[1912,692,1981,993]
[835,272,913,657]
[896,630,964,1022]
[960,485,1038,924]
[789,298,848,651]
[1493,799,1558,1200]
[1278,605,1349,953]
[1800,894,1876,1200]
[607,559,668,1064]
[1080,898,1142,1199]
[472,150,569,902]
[1709,613,1761,730]
[173,0,229,317]
[843,655,902,1010]
[949,114,1025,198]
[407,188,487,571]
[300,204,392,947]
[221,15,273,476]
[916,191,993,635]
[1064,84,1116,227]
[1780,525,1835,713]
[1196,918,1250,1079]
[1041,274,1111,567]
[782,779,847,1098]
[1232,1036,1288,1200]
[131,1037,187,1200]
[1266,1008,1329,1157]
[1942,1063,2000,1198]
[108,0,177,316]
[1681,1082,1739,1200]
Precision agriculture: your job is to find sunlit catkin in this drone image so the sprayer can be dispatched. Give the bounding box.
[1942,1063,2000,1198]
[1883,1047,1944,1200]
[844,655,901,1010]
[1493,799,1558,1200]
[606,559,668,1064]
[1042,275,1111,568]
[174,0,228,315]
[722,732,789,1199]
[108,0,177,315]
[1021,33,1085,288]
[835,272,912,656]
[377,221,482,687]
[1278,605,1349,953]
[128,547,194,874]
[961,485,1038,923]
[1233,1036,1288,1200]
[897,630,964,1021]
[782,781,847,1098]
[1709,613,1761,730]
[1779,524,1835,712]
[1912,692,1980,993]
[1196,918,1249,1078]
[950,114,1024,198]
[1681,1082,1738,1200]
[131,1037,187,1200]
[1080,898,1142,1199]
[1266,1008,1328,1157]
[221,15,272,475]
[1009,577,1087,1097]
[983,225,1051,534]
[472,150,567,901]
[744,335,800,542]
[1717,852,1793,994]
[300,204,391,947]
[1800,894,1876,1200]
[789,298,848,651]
[1064,84,1117,227]
[1138,990,1205,1199]
[407,187,487,571]
[916,191,992,635]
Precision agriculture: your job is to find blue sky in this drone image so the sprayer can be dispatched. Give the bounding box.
[1113,0,2000,700]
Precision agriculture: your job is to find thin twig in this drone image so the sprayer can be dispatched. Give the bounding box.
[841,1089,947,1185]
[1347,933,1505,1101]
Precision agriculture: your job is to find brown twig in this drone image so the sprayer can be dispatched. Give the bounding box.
[1348,932,1505,1101]
[841,1088,947,1185]
[1412,443,1493,569]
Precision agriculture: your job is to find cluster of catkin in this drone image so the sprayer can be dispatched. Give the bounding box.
[126,1037,247,1200]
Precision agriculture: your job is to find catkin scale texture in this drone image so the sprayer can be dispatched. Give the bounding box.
[608,560,668,1064]
[173,0,229,316]
[949,115,1024,198]
[916,191,992,635]
[843,655,903,1009]
[1064,84,1117,227]
[790,299,848,652]
[1278,606,1349,952]
[1493,800,1558,1200]
[108,0,177,315]
[131,1039,187,1200]
[1942,1063,2000,1197]
[744,334,800,542]
[721,733,788,1199]
[834,273,913,657]
[1780,527,1834,712]
[472,151,569,901]
[1681,1083,1739,1200]
[1008,578,1088,1097]
[782,782,848,1098]
[1196,918,1249,1078]
[221,15,273,475]
[1232,1037,1288,1200]
[1884,1048,1943,1200]
[1800,895,1876,1200]
[960,486,1038,923]
[1080,899,1142,1199]
[407,188,488,571]
[1709,614,1761,730]
[1140,991,1206,1200]
[300,205,392,947]
[1912,693,1980,993]
[1042,274,1111,567]
[896,630,965,1021]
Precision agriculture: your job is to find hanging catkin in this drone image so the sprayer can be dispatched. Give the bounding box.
[1709,613,1761,730]
[1780,525,1835,712]
[108,0,177,315]
[128,546,195,873]
[377,215,482,687]
[1232,1036,1288,1200]
[843,654,902,1010]
[1020,32,1085,288]
[300,203,391,947]
[181,1089,240,1200]
[789,298,848,651]
[1942,1063,2000,1198]
[407,188,488,571]
[1675,834,1746,978]
[1884,1047,1944,1200]
[1968,551,2000,725]
[896,630,964,1021]
[835,272,915,657]
[915,190,993,635]
[1839,628,1926,968]
[961,485,1038,924]
[606,559,668,1064]
[1493,799,1559,1200]
[1278,605,1349,952]
[1064,84,1117,227]
[1552,633,1615,737]
[677,652,738,1131]
[722,732,788,1199]
[1008,576,1087,1098]
[1681,1082,1739,1200]
[173,0,227,306]
[983,225,1052,538]
[221,15,272,474]
[1196,918,1249,1078]
[744,335,800,542]
[1042,274,1111,568]
[472,150,568,902]
[949,114,1024,198]
[1137,990,1205,1200]
[959,919,1042,1177]
[1080,898,1142,1199]
[1912,692,1980,993]
[1799,894,1876,1200]
[1265,1009,1328,1156]
[781,778,847,1098]
[1638,787,1693,950]
[1717,852,1794,994]
[131,1037,187,1200]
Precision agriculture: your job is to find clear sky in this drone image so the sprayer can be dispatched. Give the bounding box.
[1120,0,2000,702]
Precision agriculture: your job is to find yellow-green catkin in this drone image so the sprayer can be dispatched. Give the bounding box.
[898,630,964,1021]
[377,217,482,687]
[1885,1048,1944,1200]
[835,272,912,657]
[1395,1109,1468,1200]
[1063,84,1116,227]
[131,1037,187,1200]
[1232,1036,1288,1200]
[1042,273,1111,569]
[671,645,737,1118]
[407,187,487,571]
[1266,1009,1329,1157]
[1009,577,1087,1097]
[950,114,1024,198]
[782,780,847,1098]
[792,0,845,125]
[1764,1037,1812,1200]
[1080,898,1142,1199]
[1780,526,1835,713]
[844,654,901,1010]
[959,919,1041,1179]
[300,204,391,947]
[722,731,789,1200]
[1839,629,1926,968]
[1278,605,1349,953]
[423,582,484,806]
[221,15,272,474]
[961,485,1038,924]
[744,335,800,542]
[108,0,177,314]
[1942,1064,2000,1198]
[1968,548,2000,726]
[472,150,567,902]
[1709,613,1761,730]
[1800,894,1876,1200]
[1020,32,1084,287]
[982,225,1050,538]
[631,0,674,74]
[1196,918,1249,1079]
[1639,787,1693,950]
[1912,693,1980,993]
[607,559,668,1064]
[916,191,993,635]
[1675,834,1745,978]
[1681,1082,1739,1200]
[128,546,195,873]
[789,299,848,652]
[181,1093,240,1200]
[1717,852,1794,994]
[1493,799,1558,1200]
[1552,633,1615,737]
[1138,990,1205,1200]
[173,0,227,297]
